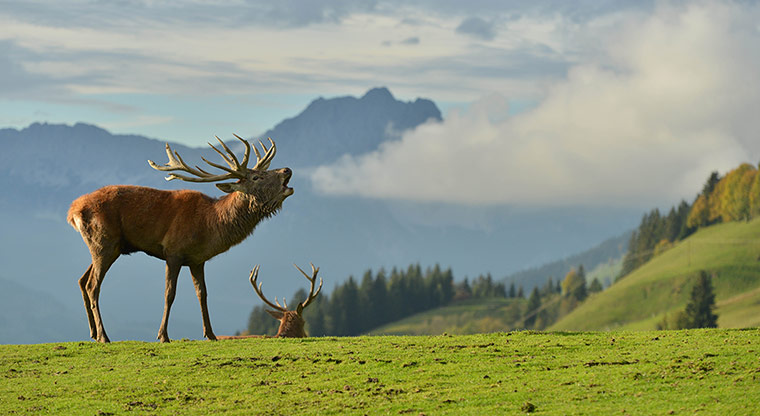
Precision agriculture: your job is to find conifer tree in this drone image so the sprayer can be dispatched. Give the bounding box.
[588,277,603,293]
[524,287,542,328]
[562,268,587,301]
[683,271,718,328]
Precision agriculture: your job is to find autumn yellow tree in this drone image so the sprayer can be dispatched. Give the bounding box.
[561,267,587,302]
[686,194,710,229]
[721,164,756,221]
[749,165,760,219]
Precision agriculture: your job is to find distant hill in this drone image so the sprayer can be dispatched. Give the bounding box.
[0,122,205,212]
[262,87,442,167]
[504,231,630,290]
[550,217,760,331]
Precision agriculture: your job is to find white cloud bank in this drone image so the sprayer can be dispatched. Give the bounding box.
[312,2,760,208]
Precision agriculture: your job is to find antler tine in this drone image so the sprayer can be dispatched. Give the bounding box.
[294,263,323,309]
[231,134,251,169]
[148,143,237,182]
[249,265,287,312]
[200,156,241,176]
[252,138,277,171]
[208,135,239,169]
[264,138,276,168]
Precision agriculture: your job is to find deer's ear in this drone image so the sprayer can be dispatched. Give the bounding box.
[266,309,284,320]
[296,303,304,315]
[215,183,237,193]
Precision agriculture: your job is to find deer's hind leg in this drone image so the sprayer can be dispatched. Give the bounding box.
[78,264,96,339]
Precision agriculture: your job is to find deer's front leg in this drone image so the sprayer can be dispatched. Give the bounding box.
[157,260,181,343]
[189,263,216,341]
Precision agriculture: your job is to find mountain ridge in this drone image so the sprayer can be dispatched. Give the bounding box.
[262,87,442,167]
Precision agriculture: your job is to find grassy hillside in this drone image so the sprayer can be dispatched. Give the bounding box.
[551,218,760,331]
[369,298,525,335]
[2,330,759,415]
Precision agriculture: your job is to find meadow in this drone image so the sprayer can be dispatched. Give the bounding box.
[2,329,759,415]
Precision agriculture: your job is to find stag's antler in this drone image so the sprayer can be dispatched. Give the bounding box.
[148,134,276,182]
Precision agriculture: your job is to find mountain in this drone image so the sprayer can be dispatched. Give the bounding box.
[0,122,206,212]
[262,87,442,167]
[0,87,638,344]
[550,217,760,331]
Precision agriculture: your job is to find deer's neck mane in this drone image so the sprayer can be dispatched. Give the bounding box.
[210,192,270,249]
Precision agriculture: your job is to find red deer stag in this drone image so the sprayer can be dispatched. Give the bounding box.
[67,135,293,343]
[219,263,323,339]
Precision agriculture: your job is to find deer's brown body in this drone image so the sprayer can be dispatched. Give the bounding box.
[69,186,271,263]
[68,136,292,343]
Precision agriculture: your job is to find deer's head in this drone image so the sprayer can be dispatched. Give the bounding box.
[148,134,293,214]
[249,263,323,338]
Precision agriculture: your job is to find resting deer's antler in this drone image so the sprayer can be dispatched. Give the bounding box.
[293,263,323,310]
[249,265,289,312]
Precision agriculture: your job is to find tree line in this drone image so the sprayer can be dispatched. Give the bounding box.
[246,265,538,337]
[619,162,760,280]
[248,264,457,336]
[687,163,760,227]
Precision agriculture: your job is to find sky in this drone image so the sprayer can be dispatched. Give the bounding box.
[2,0,760,208]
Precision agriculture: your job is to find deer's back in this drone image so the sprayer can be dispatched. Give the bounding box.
[68,185,217,260]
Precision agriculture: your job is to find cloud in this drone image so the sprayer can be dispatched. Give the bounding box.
[311,2,760,208]
[1,0,380,29]
[455,17,496,40]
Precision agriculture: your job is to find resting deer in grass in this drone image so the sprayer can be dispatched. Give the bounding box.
[67,135,293,343]
[218,263,323,339]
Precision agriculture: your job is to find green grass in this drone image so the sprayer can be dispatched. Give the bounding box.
[370,298,525,335]
[551,218,760,331]
[2,330,759,415]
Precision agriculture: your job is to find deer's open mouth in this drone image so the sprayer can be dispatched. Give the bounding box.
[282,169,294,196]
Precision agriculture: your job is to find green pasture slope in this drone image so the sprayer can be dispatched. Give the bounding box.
[552,217,760,331]
[2,330,760,415]
[371,258,623,337]
[371,298,525,336]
